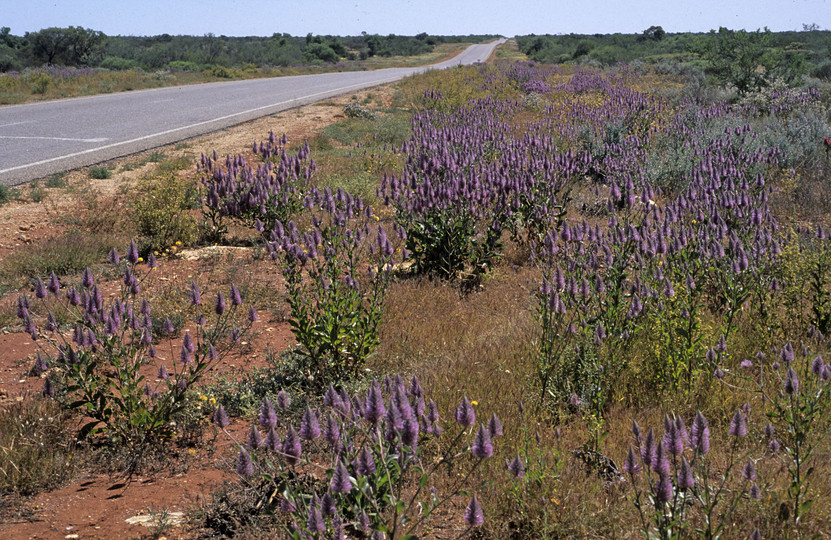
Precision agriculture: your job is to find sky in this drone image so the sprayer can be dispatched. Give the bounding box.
[3,0,829,37]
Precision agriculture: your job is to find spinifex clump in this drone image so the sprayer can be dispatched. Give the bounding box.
[216,375,497,538]
[19,242,256,443]
[267,185,403,386]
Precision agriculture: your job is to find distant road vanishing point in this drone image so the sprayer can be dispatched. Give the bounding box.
[0,39,505,187]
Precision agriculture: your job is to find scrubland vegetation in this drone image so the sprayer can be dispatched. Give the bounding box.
[0,27,495,104]
[3,38,831,538]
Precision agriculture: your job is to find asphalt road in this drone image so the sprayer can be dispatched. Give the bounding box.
[0,39,504,186]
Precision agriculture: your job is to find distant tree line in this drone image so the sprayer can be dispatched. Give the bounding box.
[0,27,498,72]
[516,26,831,91]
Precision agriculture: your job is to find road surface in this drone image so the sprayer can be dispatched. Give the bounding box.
[0,39,504,186]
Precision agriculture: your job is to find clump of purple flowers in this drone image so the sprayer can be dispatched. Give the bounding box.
[624,410,762,539]
[266,183,403,385]
[215,374,497,537]
[20,242,255,442]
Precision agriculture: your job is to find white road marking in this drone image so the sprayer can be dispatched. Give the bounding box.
[0,136,109,143]
[0,121,31,128]
[0,76,402,175]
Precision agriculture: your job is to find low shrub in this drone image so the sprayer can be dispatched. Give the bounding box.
[88,166,111,179]
[131,172,199,256]
[19,242,257,444]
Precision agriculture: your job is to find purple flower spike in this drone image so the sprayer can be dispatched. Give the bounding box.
[750,528,762,540]
[427,399,439,424]
[300,407,321,440]
[455,396,476,427]
[330,459,353,493]
[259,398,277,429]
[812,355,824,376]
[264,427,280,452]
[324,384,342,409]
[784,367,799,394]
[109,248,120,265]
[742,460,757,481]
[678,456,695,490]
[282,425,302,465]
[364,380,385,424]
[82,268,94,289]
[42,377,55,397]
[215,292,226,316]
[182,332,194,353]
[623,446,640,476]
[663,415,683,456]
[631,420,642,443]
[356,446,376,475]
[189,282,201,306]
[325,415,340,446]
[781,342,794,364]
[729,410,747,438]
[409,375,423,397]
[464,494,484,526]
[230,284,242,306]
[750,484,762,500]
[507,454,526,478]
[276,390,290,410]
[247,424,263,449]
[247,306,258,322]
[321,493,337,518]
[641,428,657,468]
[47,272,60,295]
[653,441,670,476]
[236,447,254,476]
[32,353,48,375]
[691,411,710,454]
[402,416,419,449]
[472,424,493,458]
[34,278,47,299]
[163,318,175,334]
[488,412,503,438]
[157,364,169,380]
[654,473,674,504]
[306,495,325,532]
[127,241,140,264]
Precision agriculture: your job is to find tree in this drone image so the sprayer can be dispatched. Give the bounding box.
[366,34,382,57]
[66,26,106,65]
[27,27,72,64]
[26,26,105,65]
[702,27,804,94]
[304,42,338,63]
[641,25,665,42]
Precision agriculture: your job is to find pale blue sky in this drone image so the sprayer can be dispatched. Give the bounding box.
[3,0,829,36]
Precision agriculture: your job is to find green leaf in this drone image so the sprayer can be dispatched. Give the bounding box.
[77,420,102,440]
[798,499,814,515]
